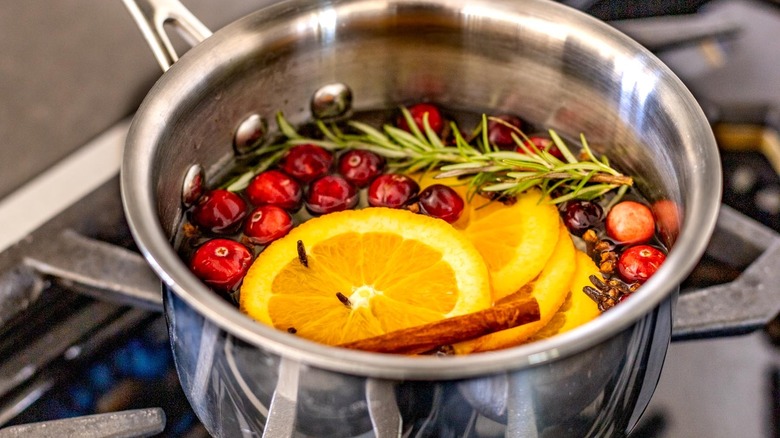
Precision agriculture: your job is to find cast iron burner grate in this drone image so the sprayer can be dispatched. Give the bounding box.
[3,1,780,436]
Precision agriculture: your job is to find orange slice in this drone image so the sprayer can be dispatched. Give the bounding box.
[239,207,491,346]
[457,223,576,353]
[416,175,560,301]
[528,250,602,341]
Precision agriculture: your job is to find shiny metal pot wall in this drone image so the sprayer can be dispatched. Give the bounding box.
[120,0,721,436]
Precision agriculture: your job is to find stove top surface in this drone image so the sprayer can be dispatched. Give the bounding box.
[2,0,780,437]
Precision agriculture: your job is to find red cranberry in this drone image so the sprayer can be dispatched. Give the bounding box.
[606,201,656,244]
[488,115,524,149]
[618,245,666,284]
[337,150,385,188]
[305,175,359,215]
[517,135,564,160]
[397,103,445,135]
[243,205,294,245]
[189,238,253,292]
[279,144,333,183]
[191,189,248,234]
[245,170,302,211]
[560,200,604,236]
[367,174,420,208]
[417,184,465,224]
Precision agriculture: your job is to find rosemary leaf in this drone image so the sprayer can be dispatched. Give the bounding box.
[480,114,491,154]
[440,162,493,170]
[505,171,543,179]
[316,120,345,145]
[276,112,302,139]
[385,126,432,152]
[548,129,579,164]
[350,144,410,159]
[224,147,289,191]
[424,117,446,150]
[399,107,428,144]
[245,109,634,205]
[552,184,615,203]
[348,121,392,145]
[286,138,341,150]
[605,184,629,209]
[481,182,520,192]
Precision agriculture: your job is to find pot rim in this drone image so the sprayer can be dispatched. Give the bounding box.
[121,0,721,380]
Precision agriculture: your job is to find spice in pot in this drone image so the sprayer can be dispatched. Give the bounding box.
[176,102,670,353]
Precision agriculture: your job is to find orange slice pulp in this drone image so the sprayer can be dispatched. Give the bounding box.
[528,250,602,342]
[239,207,492,346]
[415,175,560,302]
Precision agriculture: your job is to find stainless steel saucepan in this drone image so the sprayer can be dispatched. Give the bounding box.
[116,0,780,436]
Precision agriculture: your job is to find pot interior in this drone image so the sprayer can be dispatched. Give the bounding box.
[123,0,720,377]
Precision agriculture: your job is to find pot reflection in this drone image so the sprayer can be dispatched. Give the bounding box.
[167,287,673,437]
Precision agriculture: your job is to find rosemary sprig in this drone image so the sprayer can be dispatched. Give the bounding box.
[224,110,633,204]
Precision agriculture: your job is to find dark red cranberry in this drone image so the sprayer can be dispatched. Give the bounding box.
[305,175,359,215]
[245,170,302,211]
[488,115,524,149]
[337,150,385,188]
[397,103,445,135]
[367,174,420,208]
[560,200,604,236]
[417,184,465,224]
[517,135,564,160]
[606,201,656,244]
[189,238,253,292]
[243,205,293,245]
[191,189,248,234]
[279,144,333,183]
[618,245,666,284]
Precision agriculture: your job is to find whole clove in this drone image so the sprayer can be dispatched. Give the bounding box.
[336,292,352,308]
[296,240,308,267]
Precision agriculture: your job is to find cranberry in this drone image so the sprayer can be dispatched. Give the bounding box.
[560,200,604,236]
[243,205,294,245]
[305,175,359,215]
[189,238,253,292]
[245,170,302,211]
[488,115,524,149]
[517,135,564,160]
[190,189,248,234]
[367,174,420,208]
[606,201,656,244]
[337,150,385,188]
[618,245,666,284]
[397,103,445,135]
[652,199,680,244]
[417,184,465,223]
[279,144,333,183]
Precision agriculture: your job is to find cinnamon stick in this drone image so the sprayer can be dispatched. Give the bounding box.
[338,298,540,355]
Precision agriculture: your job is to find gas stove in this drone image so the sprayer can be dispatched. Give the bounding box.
[1,0,780,436]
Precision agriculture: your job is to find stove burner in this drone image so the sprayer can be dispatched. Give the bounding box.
[3,1,780,436]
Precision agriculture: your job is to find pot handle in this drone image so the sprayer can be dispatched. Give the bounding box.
[671,204,780,340]
[122,0,212,71]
